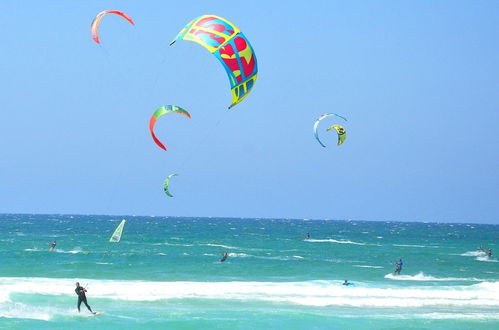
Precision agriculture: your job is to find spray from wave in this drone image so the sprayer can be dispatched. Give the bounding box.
[305,239,366,246]
[384,272,484,282]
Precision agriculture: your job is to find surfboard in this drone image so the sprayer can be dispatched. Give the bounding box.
[93,311,105,315]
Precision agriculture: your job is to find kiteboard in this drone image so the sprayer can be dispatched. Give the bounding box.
[93,311,105,315]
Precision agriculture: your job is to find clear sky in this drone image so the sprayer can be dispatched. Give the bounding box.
[0,1,498,223]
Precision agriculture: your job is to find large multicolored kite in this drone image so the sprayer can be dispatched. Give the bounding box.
[313,113,348,147]
[91,10,135,44]
[149,105,191,151]
[170,15,258,109]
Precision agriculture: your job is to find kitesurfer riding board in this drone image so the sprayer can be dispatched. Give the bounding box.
[75,282,96,314]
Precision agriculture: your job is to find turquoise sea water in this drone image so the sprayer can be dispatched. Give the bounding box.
[0,214,498,329]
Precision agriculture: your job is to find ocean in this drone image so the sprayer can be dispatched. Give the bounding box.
[0,214,498,329]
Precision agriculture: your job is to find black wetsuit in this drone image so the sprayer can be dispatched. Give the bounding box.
[75,286,93,313]
[220,253,228,262]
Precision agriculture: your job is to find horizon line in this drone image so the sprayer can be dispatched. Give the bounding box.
[0,212,496,226]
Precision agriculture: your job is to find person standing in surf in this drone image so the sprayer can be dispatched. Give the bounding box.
[75,282,95,314]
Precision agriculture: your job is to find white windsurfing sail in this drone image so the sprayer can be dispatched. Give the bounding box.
[109,219,126,242]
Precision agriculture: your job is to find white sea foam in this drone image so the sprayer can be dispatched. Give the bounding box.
[151,242,194,247]
[0,290,10,303]
[0,238,14,242]
[353,265,384,269]
[348,311,499,321]
[0,303,87,321]
[306,239,366,245]
[1,277,498,309]
[165,243,194,247]
[476,256,498,262]
[228,253,297,261]
[200,243,270,253]
[459,251,497,261]
[0,304,52,321]
[200,243,239,249]
[393,244,437,248]
[384,272,484,282]
[228,252,248,257]
[414,312,499,320]
[24,247,82,254]
[55,248,85,254]
[461,251,486,257]
[24,248,41,252]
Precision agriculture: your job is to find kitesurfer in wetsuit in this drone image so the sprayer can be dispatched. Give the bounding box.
[75,282,95,314]
[486,249,493,257]
[342,280,352,286]
[48,240,56,251]
[306,233,310,240]
[220,252,228,262]
[394,259,403,275]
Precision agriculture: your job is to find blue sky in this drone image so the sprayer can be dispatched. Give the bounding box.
[0,1,497,223]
